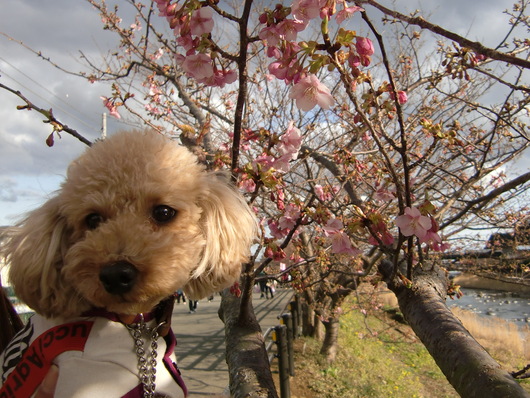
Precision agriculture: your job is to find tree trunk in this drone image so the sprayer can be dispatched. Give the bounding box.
[300,301,315,336]
[219,277,278,398]
[313,313,324,340]
[379,261,530,398]
[319,316,340,362]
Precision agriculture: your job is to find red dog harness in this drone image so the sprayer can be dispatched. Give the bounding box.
[0,312,187,398]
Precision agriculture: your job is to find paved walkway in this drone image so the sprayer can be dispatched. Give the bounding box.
[171,288,293,397]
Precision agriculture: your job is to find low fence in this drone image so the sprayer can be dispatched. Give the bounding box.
[263,294,302,398]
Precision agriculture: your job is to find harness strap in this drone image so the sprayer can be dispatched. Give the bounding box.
[0,321,93,398]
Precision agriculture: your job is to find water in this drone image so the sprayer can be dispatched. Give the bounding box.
[447,288,530,326]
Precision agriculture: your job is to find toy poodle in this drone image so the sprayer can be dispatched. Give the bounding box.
[0,129,257,398]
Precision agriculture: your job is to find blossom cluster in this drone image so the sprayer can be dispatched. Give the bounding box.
[395,205,449,252]
[95,1,448,263]
[154,0,237,87]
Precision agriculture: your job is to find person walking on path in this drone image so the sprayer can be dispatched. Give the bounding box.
[175,289,186,304]
[188,299,198,313]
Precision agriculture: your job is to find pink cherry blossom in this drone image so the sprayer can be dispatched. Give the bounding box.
[259,26,281,47]
[418,216,445,251]
[130,20,142,31]
[278,204,301,230]
[153,0,173,17]
[289,74,335,111]
[323,219,359,255]
[272,154,293,173]
[239,175,256,193]
[323,218,344,235]
[268,220,288,239]
[216,69,238,86]
[330,232,359,255]
[397,91,408,104]
[150,48,164,60]
[432,241,451,252]
[367,224,395,246]
[420,228,442,246]
[387,85,408,104]
[314,184,338,201]
[198,68,238,87]
[145,103,162,115]
[314,185,327,201]
[190,7,214,36]
[355,37,374,56]
[268,61,289,80]
[291,0,321,23]
[176,34,198,51]
[266,46,282,59]
[278,122,302,159]
[160,2,179,19]
[335,6,364,24]
[182,53,214,80]
[276,18,305,41]
[374,187,395,202]
[395,207,432,239]
[100,96,121,119]
[254,153,275,172]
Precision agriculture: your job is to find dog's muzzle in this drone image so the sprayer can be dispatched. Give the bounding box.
[99,261,139,295]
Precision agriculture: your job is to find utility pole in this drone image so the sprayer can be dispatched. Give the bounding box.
[101,112,107,139]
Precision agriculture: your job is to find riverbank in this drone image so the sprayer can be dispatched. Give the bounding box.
[454,272,530,295]
[287,296,530,397]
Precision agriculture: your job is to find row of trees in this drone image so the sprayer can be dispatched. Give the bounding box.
[2,0,530,396]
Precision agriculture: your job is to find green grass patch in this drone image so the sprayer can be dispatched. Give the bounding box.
[290,298,530,397]
[291,304,458,397]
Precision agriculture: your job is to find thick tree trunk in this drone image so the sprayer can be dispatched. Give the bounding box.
[300,301,314,336]
[319,316,340,362]
[379,262,529,398]
[313,314,324,340]
[219,278,278,398]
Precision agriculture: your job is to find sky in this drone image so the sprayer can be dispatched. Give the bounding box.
[0,0,527,226]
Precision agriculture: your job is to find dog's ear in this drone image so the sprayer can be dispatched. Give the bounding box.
[1,196,76,317]
[183,173,257,299]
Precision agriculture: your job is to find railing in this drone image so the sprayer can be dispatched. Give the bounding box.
[264,295,302,398]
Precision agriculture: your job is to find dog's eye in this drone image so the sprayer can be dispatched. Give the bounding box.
[152,205,177,224]
[85,213,104,230]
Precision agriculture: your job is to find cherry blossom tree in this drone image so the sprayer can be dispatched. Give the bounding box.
[1,0,530,396]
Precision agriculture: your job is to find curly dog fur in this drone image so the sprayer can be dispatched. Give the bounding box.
[1,129,256,319]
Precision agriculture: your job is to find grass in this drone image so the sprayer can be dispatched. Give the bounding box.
[286,296,530,398]
[451,307,530,369]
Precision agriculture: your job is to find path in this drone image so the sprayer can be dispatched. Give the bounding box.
[171,288,293,397]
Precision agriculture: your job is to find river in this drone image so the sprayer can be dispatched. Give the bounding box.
[446,287,530,326]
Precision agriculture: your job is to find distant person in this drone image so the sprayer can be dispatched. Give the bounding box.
[259,278,268,298]
[188,299,198,313]
[175,289,186,304]
[265,281,274,299]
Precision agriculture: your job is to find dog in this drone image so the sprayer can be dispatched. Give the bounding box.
[0,130,257,397]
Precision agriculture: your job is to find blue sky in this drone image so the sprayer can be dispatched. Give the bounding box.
[0,0,527,226]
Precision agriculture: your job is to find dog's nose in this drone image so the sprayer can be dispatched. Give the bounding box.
[99,261,138,295]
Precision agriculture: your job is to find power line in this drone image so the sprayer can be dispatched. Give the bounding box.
[0,58,102,135]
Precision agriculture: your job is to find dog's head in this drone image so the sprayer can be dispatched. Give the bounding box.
[1,130,257,318]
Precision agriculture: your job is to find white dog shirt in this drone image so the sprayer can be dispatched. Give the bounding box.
[0,312,187,398]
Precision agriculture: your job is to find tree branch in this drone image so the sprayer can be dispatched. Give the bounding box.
[357,0,530,69]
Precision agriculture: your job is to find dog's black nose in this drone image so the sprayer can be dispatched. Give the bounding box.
[99,261,138,295]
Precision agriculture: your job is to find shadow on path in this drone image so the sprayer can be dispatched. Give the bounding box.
[171,288,293,396]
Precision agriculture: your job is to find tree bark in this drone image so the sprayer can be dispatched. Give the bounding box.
[319,316,340,363]
[313,315,324,341]
[300,301,316,337]
[219,281,278,398]
[379,262,530,398]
